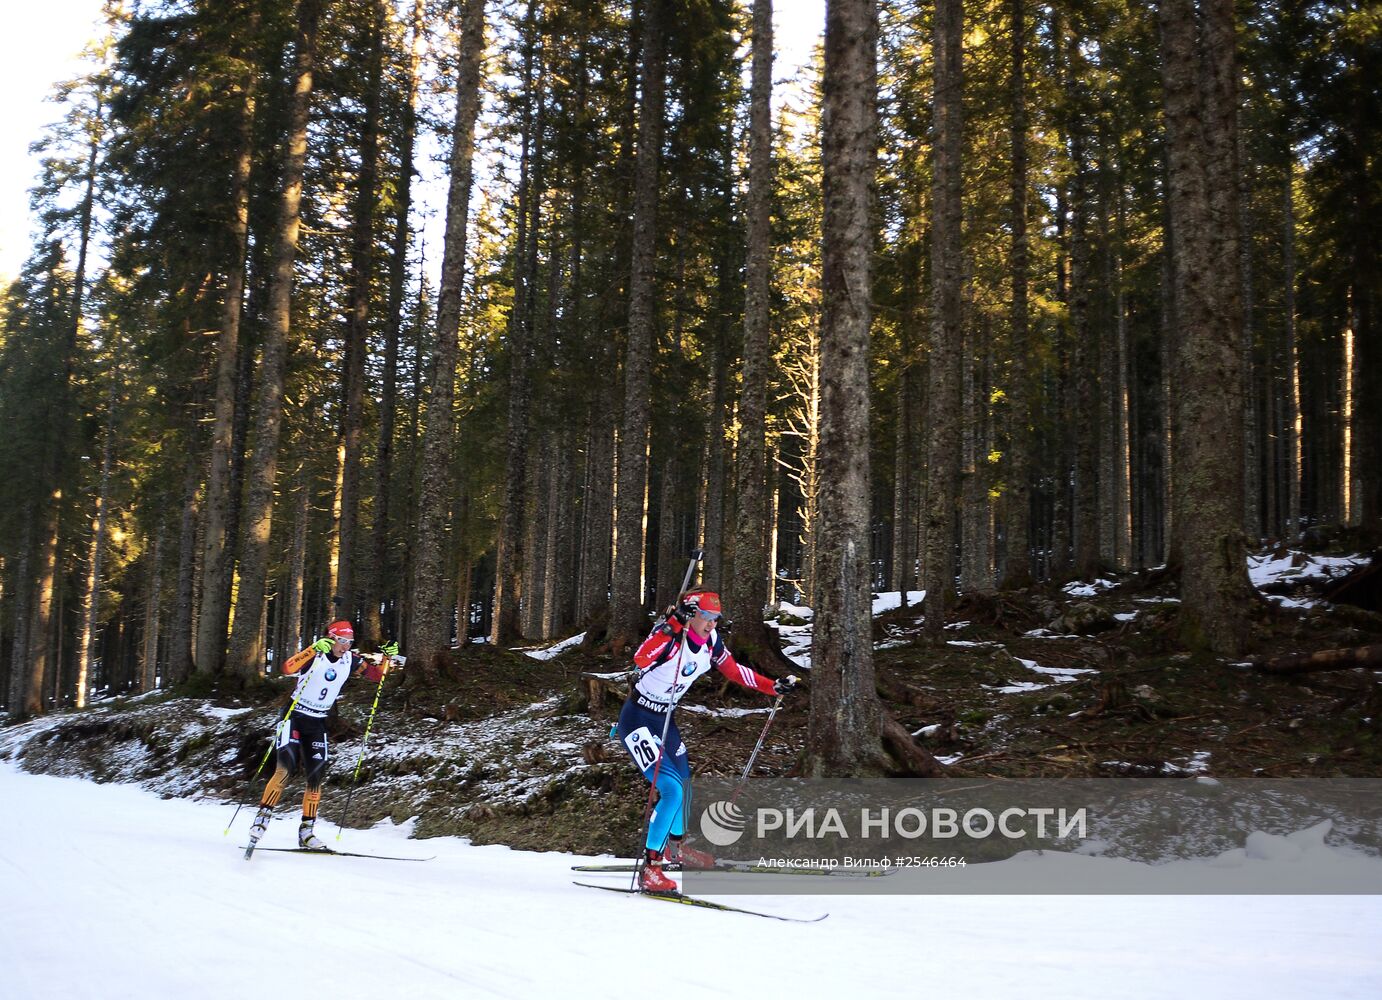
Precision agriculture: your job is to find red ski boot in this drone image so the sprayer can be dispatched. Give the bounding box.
[639,850,679,893]
[670,836,716,870]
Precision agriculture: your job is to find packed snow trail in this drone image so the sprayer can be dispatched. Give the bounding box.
[2,764,1380,1000]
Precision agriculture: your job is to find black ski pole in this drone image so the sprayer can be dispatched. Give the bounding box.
[729,691,788,805]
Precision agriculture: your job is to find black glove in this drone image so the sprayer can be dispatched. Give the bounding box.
[773,674,800,695]
[672,595,699,626]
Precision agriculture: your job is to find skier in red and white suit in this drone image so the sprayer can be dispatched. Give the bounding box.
[617,590,797,891]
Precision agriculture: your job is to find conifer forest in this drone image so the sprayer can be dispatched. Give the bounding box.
[1,0,1378,773]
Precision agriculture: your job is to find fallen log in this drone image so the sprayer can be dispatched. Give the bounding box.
[1253,644,1382,675]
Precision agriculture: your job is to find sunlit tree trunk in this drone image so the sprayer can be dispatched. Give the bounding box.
[228,0,322,679]
[407,0,487,668]
[197,8,257,675]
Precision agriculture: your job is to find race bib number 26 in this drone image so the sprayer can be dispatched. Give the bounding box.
[623,726,662,770]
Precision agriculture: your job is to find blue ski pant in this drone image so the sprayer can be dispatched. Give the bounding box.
[617,695,692,853]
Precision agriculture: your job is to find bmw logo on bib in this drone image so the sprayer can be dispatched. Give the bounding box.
[325,668,337,682]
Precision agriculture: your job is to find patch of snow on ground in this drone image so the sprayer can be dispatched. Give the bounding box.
[1248,550,1367,588]
[1114,612,1138,622]
[1022,628,1080,639]
[197,704,255,721]
[777,601,814,620]
[1019,660,1096,679]
[870,590,926,615]
[1266,595,1319,610]
[520,632,587,661]
[677,705,774,718]
[987,680,1054,694]
[1063,578,1119,598]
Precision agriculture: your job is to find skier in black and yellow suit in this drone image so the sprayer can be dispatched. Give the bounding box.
[246,621,389,851]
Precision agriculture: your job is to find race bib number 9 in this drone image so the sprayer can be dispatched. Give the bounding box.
[623,727,662,770]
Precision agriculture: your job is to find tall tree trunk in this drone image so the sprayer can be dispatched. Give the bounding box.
[1158,0,1255,655]
[542,429,571,640]
[370,0,426,644]
[806,0,884,774]
[141,529,164,692]
[653,458,680,611]
[609,0,666,650]
[284,477,309,655]
[166,448,200,686]
[960,319,994,593]
[1113,170,1132,568]
[407,0,487,668]
[1068,48,1099,579]
[75,384,116,709]
[922,0,963,635]
[196,4,258,677]
[1283,154,1301,539]
[493,6,543,646]
[7,512,34,713]
[729,0,778,656]
[578,407,614,626]
[24,505,60,716]
[336,0,386,627]
[1000,0,1031,590]
[227,0,323,679]
[702,208,733,586]
[523,434,550,639]
[23,104,102,716]
[807,0,934,778]
[890,326,915,598]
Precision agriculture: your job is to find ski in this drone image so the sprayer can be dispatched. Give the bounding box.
[572,860,892,878]
[241,846,433,862]
[573,882,828,923]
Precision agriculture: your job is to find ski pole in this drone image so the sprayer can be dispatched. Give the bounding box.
[223,677,307,836]
[335,653,398,841]
[729,693,785,805]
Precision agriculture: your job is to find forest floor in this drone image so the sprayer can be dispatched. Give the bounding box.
[2,542,1380,859]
